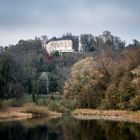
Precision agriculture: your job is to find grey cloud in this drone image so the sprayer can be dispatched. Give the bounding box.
[0,0,140,45]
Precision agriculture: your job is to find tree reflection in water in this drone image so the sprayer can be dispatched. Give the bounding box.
[0,117,140,140]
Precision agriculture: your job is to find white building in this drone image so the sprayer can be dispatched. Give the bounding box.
[45,39,74,54]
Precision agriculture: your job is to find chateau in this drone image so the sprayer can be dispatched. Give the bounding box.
[45,39,74,54]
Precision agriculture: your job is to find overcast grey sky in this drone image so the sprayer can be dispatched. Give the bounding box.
[0,0,140,46]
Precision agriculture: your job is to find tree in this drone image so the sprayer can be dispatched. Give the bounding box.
[0,53,15,98]
[63,57,107,108]
[40,35,48,45]
[98,31,125,49]
[6,38,48,95]
[32,79,40,103]
[133,39,140,48]
[39,72,49,95]
[80,34,95,52]
[32,72,49,103]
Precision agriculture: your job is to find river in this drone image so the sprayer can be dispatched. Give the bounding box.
[0,117,140,140]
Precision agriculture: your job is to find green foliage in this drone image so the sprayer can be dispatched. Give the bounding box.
[0,94,31,109]
[80,34,95,52]
[0,99,13,109]
[32,80,41,103]
[62,99,77,110]
[48,101,64,113]
[48,72,58,92]
[39,72,49,94]
[0,53,18,99]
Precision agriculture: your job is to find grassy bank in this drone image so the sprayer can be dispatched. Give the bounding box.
[23,103,62,118]
[0,105,62,121]
[0,107,32,121]
[72,109,140,123]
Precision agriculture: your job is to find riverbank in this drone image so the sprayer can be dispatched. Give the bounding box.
[23,105,62,118]
[0,107,32,121]
[72,109,140,123]
[2,107,140,123]
[0,107,62,121]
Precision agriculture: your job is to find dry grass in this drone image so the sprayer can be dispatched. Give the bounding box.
[0,103,62,121]
[72,109,140,123]
[0,107,32,121]
[23,104,49,117]
[22,103,62,118]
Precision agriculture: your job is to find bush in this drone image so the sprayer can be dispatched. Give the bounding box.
[48,100,69,113]
[0,99,13,109]
[23,103,49,117]
[37,98,50,106]
[0,95,40,109]
[129,95,140,111]
[62,99,77,110]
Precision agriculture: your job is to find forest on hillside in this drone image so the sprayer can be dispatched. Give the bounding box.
[0,31,140,111]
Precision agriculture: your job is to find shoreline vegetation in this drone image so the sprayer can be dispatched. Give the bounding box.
[0,107,32,121]
[1,107,140,124]
[0,106,62,121]
[23,105,62,118]
[72,109,140,123]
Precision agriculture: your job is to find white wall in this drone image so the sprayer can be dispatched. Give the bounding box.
[45,40,74,53]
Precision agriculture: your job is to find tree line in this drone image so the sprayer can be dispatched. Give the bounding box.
[0,31,140,109]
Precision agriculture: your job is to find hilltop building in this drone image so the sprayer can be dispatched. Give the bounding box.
[45,39,74,54]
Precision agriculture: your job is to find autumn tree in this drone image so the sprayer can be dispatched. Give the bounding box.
[63,57,107,108]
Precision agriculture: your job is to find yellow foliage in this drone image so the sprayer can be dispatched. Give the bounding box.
[63,57,106,108]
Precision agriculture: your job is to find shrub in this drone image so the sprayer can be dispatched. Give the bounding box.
[0,99,13,109]
[23,103,49,117]
[62,99,77,110]
[48,100,68,113]
[129,95,140,111]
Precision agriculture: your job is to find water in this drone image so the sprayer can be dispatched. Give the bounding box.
[0,117,140,140]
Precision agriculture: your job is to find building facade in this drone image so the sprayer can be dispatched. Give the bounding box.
[45,39,74,54]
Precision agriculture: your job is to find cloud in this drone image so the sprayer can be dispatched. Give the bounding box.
[0,0,140,46]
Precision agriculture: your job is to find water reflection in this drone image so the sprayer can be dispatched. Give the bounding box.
[0,117,140,140]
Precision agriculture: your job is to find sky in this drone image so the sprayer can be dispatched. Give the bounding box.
[0,0,140,46]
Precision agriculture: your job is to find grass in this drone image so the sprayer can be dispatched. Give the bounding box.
[0,95,64,120]
[72,109,140,123]
[23,103,49,117]
[36,95,76,114]
[22,103,62,118]
[0,104,62,121]
[0,107,32,121]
